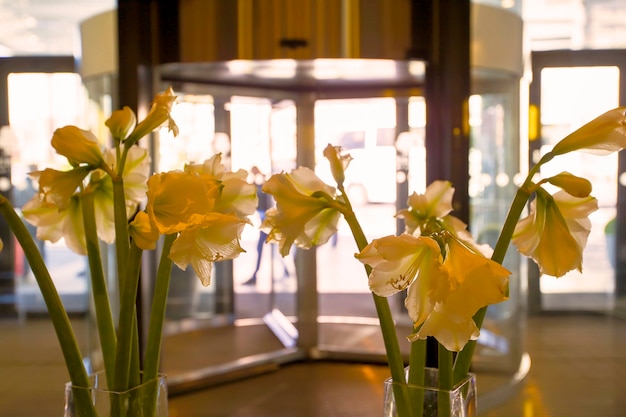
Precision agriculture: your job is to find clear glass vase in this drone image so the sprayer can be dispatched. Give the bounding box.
[383,367,477,417]
[64,372,168,417]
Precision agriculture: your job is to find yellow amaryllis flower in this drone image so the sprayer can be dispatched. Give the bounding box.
[145,170,221,235]
[551,106,626,156]
[357,232,509,351]
[356,234,447,325]
[51,126,105,167]
[105,106,137,141]
[409,235,510,351]
[185,154,257,217]
[139,162,256,280]
[512,188,598,277]
[169,213,248,286]
[31,167,91,210]
[128,86,178,143]
[397,180,455,235]
[396,180,490,256]
[262,167,340,256]
[84,146,150,244]
[22,194,87,255]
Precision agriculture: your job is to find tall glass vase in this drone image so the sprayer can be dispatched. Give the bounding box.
[64,372,168,417]
[383,367,476,417]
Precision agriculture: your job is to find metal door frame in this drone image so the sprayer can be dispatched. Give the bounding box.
[529,49,626,312]
[0,56,76,317]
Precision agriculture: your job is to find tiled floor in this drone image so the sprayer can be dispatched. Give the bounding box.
[1,312,626,416]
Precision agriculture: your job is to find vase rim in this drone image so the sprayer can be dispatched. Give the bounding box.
[65,371,168,395]
[383,367,476,393]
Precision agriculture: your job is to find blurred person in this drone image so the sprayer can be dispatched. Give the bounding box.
[242,166,290,286]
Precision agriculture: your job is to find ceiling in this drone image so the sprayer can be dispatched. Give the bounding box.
[1,1,625,57]
[0,0,114,56]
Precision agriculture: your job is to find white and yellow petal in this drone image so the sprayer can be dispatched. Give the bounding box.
[512,188,598,277]
[169,213,247,286]
[32,167,90,210]
[397,180,455,235]
[356,234,442,298]
[146,171,220,234]
[408,236,509,351]
[551,106,626,156]
[261,168,338,256]
[129,211,160,250]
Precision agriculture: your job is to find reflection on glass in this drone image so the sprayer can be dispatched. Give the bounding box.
[469,89,524,372]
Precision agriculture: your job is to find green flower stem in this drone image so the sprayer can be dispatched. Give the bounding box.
[408,338,426,417]
[112,242,143,395]
[80,192,117,384]
[339,198,414,417]
[0,197,97,417]
[143,233,176,417]
[452,183,533,383]
[438,345,454,417]
[130,323,141,387]
[408,338,426,385]
[112,177,130,291]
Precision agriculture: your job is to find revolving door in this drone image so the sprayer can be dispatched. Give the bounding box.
[155,59,427,393]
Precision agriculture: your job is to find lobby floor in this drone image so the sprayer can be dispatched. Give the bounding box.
[1,312,626,416]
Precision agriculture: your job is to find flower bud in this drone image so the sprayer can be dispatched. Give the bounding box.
[128,86,178,143]
[323,144,352,187]
[105,106,137,140]
[51,126,104,167]
[545,172,592,198]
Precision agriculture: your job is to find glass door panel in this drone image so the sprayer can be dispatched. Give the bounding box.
[468,81,525,373]
[314,97,397,298]
[7,72,89,319]
[538,66,619,311]
[231,96,298,324]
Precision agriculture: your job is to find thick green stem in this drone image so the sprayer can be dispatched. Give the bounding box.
[143,234,176,417]
[408,339,426,417]
[112,177,130,293]
[438,345,454,417]
[340,202,414,417]
[408,338,426,386]
[0,197,97,417]
[80,192,117,383]
[143,233,175,381]
[112,243,143,393]
[452,186,533,383]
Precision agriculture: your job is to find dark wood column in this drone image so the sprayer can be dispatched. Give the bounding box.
[408,0,471,223]
[117,0,179,111]
[117,0,180,349]
[408,0,471,367]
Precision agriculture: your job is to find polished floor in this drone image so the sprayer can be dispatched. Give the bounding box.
[2,311,626,417]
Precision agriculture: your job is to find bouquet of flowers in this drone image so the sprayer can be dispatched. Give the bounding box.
[0,88,258,417]
[259,107,626,417]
